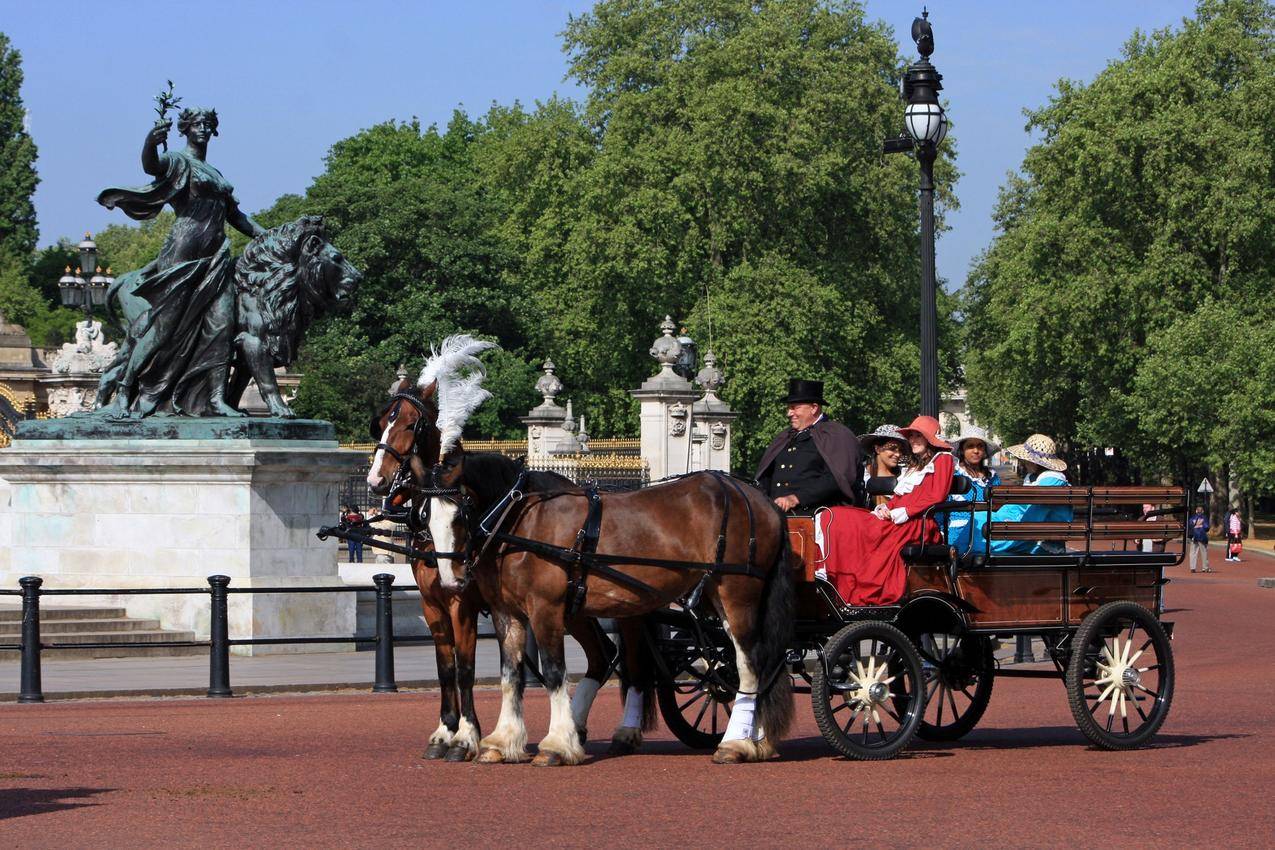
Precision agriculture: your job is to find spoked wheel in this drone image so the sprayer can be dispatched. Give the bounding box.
[653,616,738,750]
[1066,601,1174,750]
[910,632,994,742]
[812,621,925,760]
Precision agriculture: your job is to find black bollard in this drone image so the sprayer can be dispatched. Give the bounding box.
[18,576,43,704]
[207,575,233,698]
[372,573,397,693]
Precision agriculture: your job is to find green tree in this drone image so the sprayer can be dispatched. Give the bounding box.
[0,32,38,265]
[1132,299,1275,495]
[963,0,1275,470]
[491,0,958,464]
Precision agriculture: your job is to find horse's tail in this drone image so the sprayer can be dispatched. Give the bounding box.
[749,514,795,743]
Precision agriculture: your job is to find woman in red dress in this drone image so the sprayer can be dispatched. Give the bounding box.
[818,416,954,605]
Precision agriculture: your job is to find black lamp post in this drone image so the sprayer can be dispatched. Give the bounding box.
[884,10,948,417]
[57,232,112,321]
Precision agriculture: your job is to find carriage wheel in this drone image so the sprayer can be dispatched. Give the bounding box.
[653,618,738,750]
[1066,601,1174,750]
[910,632,994,742]
[812,621,925,760]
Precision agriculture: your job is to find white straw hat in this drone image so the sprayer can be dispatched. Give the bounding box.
[954,425,1001,459]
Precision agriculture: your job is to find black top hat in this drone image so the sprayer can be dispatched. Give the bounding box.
[782,379,825,405]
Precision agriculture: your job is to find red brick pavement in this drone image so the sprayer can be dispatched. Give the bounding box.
[2,554,1273,849]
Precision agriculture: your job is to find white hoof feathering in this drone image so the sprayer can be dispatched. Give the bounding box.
[716,736,764,762]
[454,716,480,753]
[428,722,455,746]
[539,685,586,765]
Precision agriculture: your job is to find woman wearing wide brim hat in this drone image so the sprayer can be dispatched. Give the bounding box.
[947,425,1002,554]
[969,433,1073,556]
[1003,433,1067,474]
[817,414,954,608]
[860,425,907,508]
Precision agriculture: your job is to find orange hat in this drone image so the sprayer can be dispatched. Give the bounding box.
[899,415,951,450]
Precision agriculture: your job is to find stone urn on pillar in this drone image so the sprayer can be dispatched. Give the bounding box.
[692,350,737,472]
[630,316,700,480]
[521,358,569,457]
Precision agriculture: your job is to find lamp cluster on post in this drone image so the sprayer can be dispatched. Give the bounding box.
[883,9,948,418]
[57,233,113,320]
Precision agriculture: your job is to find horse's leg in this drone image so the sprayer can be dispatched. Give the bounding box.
[528,601,585,767]
[566,617,613,745]
[476,611,530,763]
[443,588,482,762]
[709,579,771,764]
[608,616,657,755]
[417,585,460,760]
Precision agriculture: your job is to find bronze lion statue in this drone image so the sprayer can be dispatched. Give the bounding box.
[225,215,362,417]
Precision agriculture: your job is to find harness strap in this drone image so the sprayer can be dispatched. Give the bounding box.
[491,532,769,579]
[716,472,758,570]
[565,486,603,618]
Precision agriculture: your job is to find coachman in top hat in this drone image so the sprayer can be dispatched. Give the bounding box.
[755,379,861,512]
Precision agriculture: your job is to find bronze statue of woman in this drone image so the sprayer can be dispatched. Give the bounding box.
[94,108,266,417]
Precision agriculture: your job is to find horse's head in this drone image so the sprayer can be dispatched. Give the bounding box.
[366,378,439,497]
[423,449,529,592]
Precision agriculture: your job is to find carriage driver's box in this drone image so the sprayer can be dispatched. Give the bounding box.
[0,417,366,654]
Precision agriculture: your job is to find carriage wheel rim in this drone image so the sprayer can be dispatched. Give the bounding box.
[1086,625,1164,736]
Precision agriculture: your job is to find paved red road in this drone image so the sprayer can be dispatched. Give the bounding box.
[3,558,1274,848]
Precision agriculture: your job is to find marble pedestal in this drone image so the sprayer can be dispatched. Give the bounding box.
[0,419,365,655]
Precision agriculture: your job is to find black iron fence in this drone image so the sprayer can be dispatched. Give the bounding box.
[1,574,419,704]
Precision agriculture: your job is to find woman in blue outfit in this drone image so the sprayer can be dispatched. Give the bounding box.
[971,434,1072,555]
[946,426,1001,555]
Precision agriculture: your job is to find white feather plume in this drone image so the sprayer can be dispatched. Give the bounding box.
[418,335,497,454]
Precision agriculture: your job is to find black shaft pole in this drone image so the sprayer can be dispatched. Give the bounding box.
[207,575,233,698]
[18,576,43,704]
[372,573,397,693]
[917,144,940,418]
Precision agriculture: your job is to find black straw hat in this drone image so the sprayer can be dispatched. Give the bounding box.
[782,379,825,405]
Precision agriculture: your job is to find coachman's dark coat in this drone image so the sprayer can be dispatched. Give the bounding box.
[755,417,861,509]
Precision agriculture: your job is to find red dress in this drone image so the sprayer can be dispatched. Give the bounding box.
[817,453,954,606]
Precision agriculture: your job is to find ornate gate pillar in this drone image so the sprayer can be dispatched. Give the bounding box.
[631,317,701,480]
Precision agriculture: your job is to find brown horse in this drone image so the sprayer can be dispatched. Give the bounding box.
[426,446,795,765]
[367,374,621,761]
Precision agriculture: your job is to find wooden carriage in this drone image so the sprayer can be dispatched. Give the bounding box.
[653,483,1183,760]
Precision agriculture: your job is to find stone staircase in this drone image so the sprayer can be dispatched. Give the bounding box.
[0,605,204,660]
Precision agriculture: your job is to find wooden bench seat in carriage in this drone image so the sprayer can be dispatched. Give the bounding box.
[785,484,1186,628]
[913,484,1187,629]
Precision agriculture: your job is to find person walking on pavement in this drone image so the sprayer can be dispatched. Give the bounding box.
[1226,508,1243,562]
[1187,505,1211,573]
[342,504,366,563]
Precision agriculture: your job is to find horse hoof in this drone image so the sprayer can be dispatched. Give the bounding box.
[476,748,505,764]
[423,742,449,760]
[607,738,638,756]
[444,744,474,763]
[532,750,565,767]
[712,747,747,764]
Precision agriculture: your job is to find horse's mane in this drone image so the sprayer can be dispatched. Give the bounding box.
[461,452,579,509]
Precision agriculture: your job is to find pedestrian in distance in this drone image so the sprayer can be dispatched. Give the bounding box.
[1226,508,1243,562]
[342,504,365,563]
[1187,505,1211,573]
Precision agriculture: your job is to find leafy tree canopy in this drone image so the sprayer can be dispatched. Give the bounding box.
[0,32,38,265]
[962,0,1275,477]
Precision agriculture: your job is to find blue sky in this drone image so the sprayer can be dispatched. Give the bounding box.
[5,0,1200,289]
